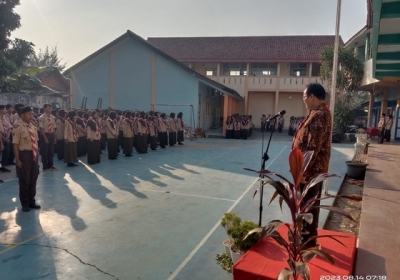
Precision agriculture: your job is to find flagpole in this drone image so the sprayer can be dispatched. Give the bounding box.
[325,0,341,195]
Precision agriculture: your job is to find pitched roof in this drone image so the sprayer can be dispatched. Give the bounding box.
[147,36,343,63]
[64,30,242,100]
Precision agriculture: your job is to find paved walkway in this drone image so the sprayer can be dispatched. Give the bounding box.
[0,132,354,280]
[355,141,400,279]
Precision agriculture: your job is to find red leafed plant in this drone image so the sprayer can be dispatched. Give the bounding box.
[243,147,355,280]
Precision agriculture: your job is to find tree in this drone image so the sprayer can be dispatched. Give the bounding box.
[320,45,366,138]
[0,0,21,50]
[0,0,34,90]
[320,45,364,93]
[25,45,67,72]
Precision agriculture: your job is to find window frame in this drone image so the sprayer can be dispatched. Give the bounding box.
[290,62,307,77]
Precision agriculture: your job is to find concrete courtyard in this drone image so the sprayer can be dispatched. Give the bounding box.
[0,132,354,280]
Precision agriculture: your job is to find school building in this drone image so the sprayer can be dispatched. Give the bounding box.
[345,0,400,140]
[148,35,338,128]
[63,30,242,131]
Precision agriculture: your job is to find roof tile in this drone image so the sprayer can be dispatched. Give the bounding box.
[147,36,341,62]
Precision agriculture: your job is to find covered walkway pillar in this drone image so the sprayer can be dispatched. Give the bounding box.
[368,92,374,127]
[223,94,239,136]
[381,87,388,115]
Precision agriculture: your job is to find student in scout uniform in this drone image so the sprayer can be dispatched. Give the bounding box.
[153,112,160,139]
[233,114,241,139]
[385,115,394,142]
[122,111,134,157]
[176,112,184,145]
[277,116,284,133]
[168,113,177,147]
[136,111,148,153]
[76,110,87,157]
[240,115,248,140]
[148,116,158,150]
[0,105,12,172]
[158,113,168,148]
[377,113,386,144]
[225,115,234,139]
[260,114,267,132]
[52,109,59,155]
[64,111,78,167]
[132,112,139,152]
[55,110,66,160]
[38,104,57,171]
[86,110,101,164]
[117,111,124,151]
[12,103,24,126]
[13,106,41,212]
[99,111,107,151]
[106,111,119,159]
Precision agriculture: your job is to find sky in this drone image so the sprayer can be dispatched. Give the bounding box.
[12,0,367,69]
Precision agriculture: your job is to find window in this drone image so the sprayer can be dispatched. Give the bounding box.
[204,63,218,76]
[290,63,307,77]
[357,46,366,62]
[311,63,321,76]
[222,63,247,76]
[250,63,277,76]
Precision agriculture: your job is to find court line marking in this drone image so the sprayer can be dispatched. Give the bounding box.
[142,189,236,202]
[0,145,244,255]
[167,145,287,280]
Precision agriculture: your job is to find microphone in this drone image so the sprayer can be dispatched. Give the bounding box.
[267,110,286,121]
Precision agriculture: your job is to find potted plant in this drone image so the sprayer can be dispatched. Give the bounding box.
[220,213,241,257]
[355,128,367,144]
[229,220,260,263]
[333,98,355,142]
[243,148,356,280]
[215,252,233,273]
[346,143,368,180]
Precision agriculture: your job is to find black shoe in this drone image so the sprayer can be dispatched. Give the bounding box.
[22,206,30,212]
[0,179,3,184]
[178,142,183,145]
[67,163,78,167]
[29,204,41,209]
[125,154,132,157]
[0,167,11,172]
[161,146,166,148]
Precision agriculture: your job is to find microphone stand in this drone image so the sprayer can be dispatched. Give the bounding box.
[258,118,277,227]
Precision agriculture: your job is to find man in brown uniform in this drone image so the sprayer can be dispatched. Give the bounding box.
[106,111,119,159]
[38,104,57,171]
[13,106,41,212]
[292,83,332,249]
[86,110,101,164]
[377,113,386,144]
[168,113,177,147]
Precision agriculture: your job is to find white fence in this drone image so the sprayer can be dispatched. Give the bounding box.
[0,92,67,109]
